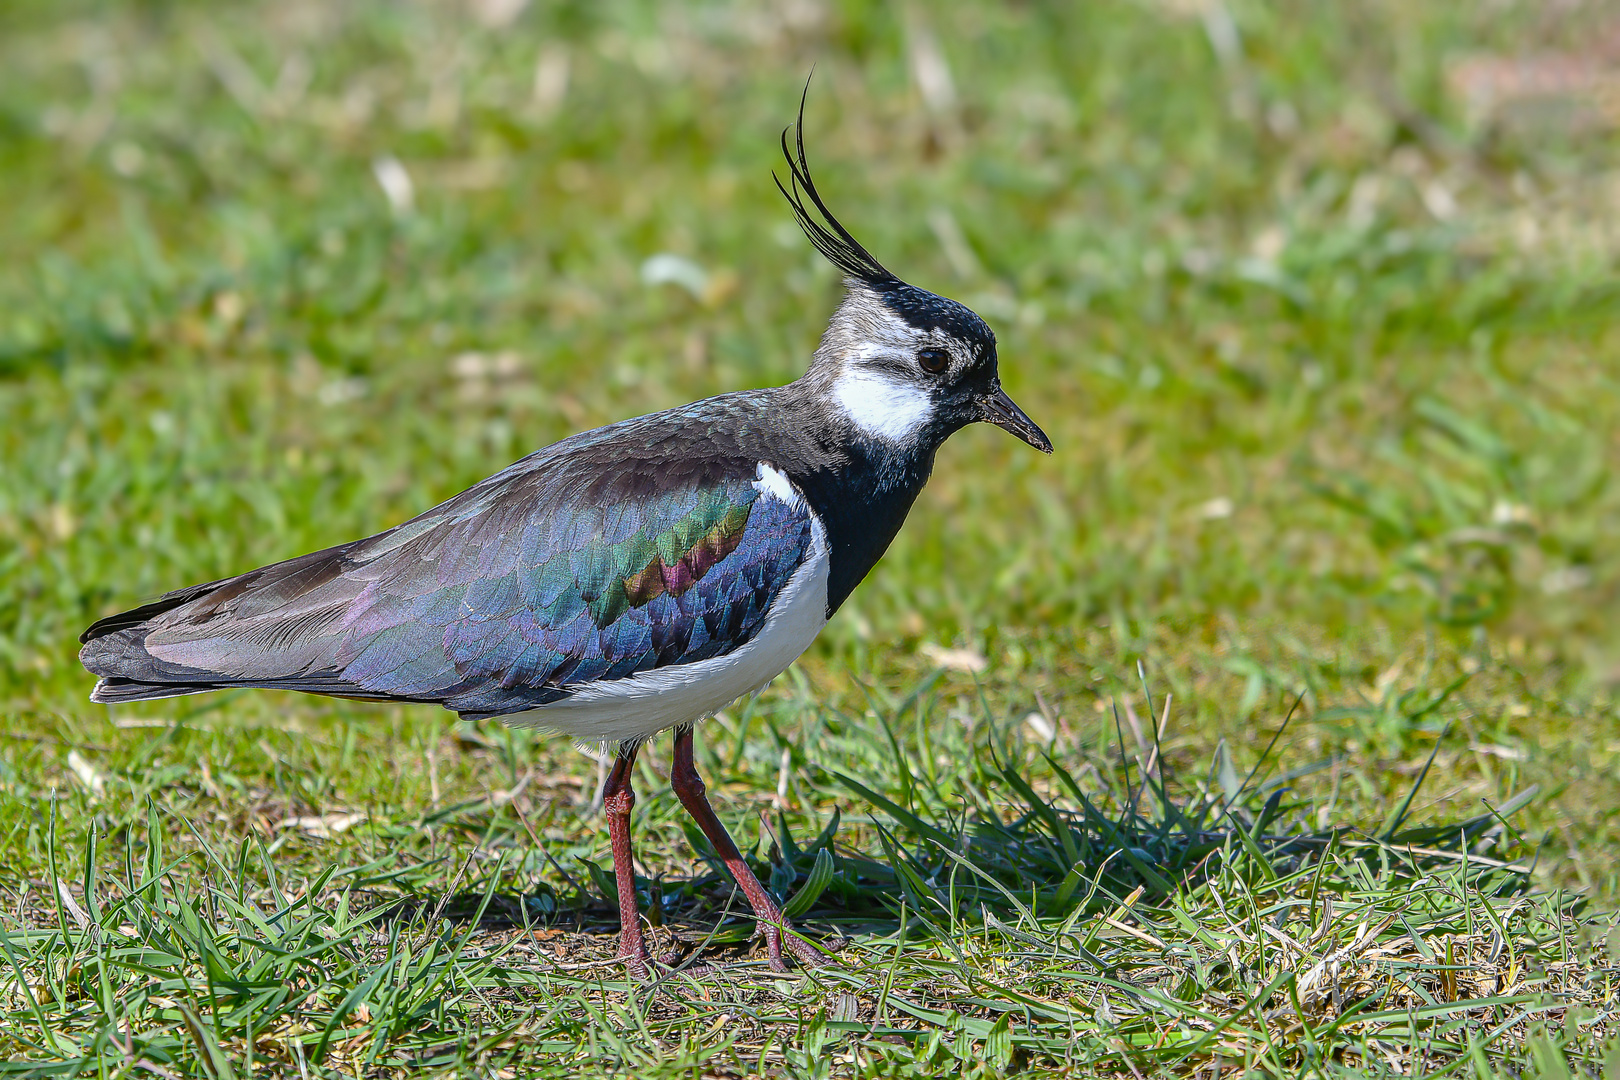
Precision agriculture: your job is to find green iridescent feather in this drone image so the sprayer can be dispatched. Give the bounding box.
[584,487,757,627]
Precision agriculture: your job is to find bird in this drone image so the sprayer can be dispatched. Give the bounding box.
[78,94,1052,976]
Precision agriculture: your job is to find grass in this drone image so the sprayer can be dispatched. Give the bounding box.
[0,694,1606,1076]
[2,0,1620,1074]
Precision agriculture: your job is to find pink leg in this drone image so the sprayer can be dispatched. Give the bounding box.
[602,744,656,974]
[670,724,825,971]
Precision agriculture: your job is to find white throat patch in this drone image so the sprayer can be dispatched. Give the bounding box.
[833,369,933,444]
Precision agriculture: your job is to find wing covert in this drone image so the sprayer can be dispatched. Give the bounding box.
[331,466,814,718]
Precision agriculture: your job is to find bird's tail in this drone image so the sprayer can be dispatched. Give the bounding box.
[77,541,378,705]
[79,580,241,703]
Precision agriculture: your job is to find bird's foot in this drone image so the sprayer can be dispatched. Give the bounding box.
[619,942,715,979]
[620,924,831,976]
[761,921,835,972]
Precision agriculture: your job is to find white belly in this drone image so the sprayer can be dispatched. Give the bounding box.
[506,480,830,745]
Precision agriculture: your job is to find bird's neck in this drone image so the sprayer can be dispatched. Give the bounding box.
[779,400,940,617]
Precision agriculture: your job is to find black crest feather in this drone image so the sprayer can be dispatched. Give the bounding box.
[775,81,895,285]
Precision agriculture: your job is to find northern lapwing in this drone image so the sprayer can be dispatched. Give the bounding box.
[78,97,1052,975]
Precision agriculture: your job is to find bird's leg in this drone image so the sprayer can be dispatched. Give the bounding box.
[669,724,825,971]
[602,742,656,975]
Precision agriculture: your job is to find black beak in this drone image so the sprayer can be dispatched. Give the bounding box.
[981,387,1053,453]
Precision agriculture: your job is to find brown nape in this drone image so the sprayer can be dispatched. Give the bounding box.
[669,724,826,972]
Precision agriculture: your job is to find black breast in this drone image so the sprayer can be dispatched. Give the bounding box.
[772,436,937,617]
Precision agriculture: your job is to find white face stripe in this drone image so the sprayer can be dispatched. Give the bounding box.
[833,368,934,444]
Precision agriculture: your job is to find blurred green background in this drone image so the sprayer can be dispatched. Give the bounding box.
[3,0,1620,892]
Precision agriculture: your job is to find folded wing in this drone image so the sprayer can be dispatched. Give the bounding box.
[80,449,814,721]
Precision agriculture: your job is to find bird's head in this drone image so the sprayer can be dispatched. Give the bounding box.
[778,100,1052,458]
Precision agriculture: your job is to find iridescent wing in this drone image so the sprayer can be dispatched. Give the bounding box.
[82,428,815,720]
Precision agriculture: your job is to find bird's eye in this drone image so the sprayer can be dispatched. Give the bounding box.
[917,348,950,375]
